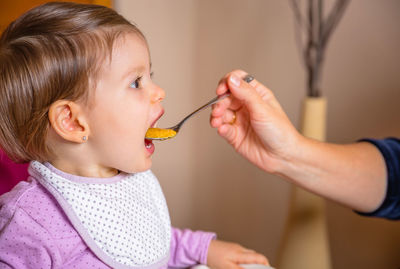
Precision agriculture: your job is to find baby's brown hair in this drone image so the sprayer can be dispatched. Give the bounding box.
[0,2,144,163]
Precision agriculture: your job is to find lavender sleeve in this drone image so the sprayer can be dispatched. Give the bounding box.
[0,181,110,269]
[0,207,61,268]
[168,227,216,268]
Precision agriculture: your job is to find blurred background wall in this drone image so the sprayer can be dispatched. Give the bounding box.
[114,1,400,268]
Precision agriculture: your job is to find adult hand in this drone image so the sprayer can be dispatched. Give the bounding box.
[210,70,301,174]
[211,70,387,212]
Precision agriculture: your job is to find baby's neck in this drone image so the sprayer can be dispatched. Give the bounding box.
[48,159,119,178]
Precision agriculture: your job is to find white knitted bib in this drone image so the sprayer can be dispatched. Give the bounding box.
[29,161,171,269]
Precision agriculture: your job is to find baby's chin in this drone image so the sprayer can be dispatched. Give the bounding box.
[118,161,152,174]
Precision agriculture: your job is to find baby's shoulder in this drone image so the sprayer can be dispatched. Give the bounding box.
[0,179,78,239]
[0,180,95,266]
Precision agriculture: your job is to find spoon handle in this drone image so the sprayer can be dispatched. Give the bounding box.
[174,93,230,130]
[172,74,254,131]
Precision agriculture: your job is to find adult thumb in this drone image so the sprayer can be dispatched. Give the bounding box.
[227,74,266,117]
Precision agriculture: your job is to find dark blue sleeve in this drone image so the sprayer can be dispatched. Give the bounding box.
[355,138,400,220]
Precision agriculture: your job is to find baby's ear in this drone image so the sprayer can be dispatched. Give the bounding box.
[48,100,90,143]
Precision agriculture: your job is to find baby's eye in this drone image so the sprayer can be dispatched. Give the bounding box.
[129,77,141,89]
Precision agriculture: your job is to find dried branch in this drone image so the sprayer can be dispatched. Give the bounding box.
[290,0,350,97]
[289,0,310,35]
[321,0,350,49]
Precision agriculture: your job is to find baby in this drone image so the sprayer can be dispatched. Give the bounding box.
[0,2,268,269]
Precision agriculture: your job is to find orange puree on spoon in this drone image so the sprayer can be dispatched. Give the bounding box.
[145,128,177,140]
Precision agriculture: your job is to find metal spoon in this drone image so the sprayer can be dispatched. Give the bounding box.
[145,74,254,141]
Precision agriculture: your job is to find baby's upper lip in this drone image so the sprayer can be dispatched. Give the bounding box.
[151,109,165,128]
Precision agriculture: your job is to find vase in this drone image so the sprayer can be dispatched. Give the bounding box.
[277,96,331,269]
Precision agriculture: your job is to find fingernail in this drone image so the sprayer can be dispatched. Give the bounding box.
[230,75,241,87]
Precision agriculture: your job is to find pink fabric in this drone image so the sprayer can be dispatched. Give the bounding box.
[0,171,215,268]
[0,150,28,195]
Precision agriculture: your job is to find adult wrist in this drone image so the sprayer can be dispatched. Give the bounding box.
[270,134,314,182]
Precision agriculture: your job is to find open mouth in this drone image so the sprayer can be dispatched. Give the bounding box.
[144,110,164,151]
[144,139,152,149]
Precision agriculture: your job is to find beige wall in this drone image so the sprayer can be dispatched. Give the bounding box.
[115,1,400,268]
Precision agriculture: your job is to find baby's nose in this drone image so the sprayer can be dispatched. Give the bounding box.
[152,84,165,103]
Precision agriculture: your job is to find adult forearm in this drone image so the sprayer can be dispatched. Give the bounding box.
[275,137,387,212]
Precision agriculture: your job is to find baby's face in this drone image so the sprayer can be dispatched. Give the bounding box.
[83,33,165,173]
